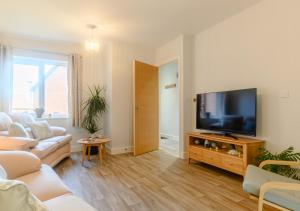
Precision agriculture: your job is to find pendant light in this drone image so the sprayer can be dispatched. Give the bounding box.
[85,24,100,51]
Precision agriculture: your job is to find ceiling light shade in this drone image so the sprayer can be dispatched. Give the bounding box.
[85,39,100,51]
[85,24,100,51]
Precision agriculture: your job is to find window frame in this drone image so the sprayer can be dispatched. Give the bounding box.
[12,56,69,117]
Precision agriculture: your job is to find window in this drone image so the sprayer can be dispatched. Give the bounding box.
[12,55,69,117]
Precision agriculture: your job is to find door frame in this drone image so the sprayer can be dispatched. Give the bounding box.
[158,58,180,157]
[133,57,185,159]
[157,57,184,159]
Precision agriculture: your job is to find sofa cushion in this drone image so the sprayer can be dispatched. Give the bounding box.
[0,136,39,151]
[0,178,48,211]
[264,189,300,211]
[28,121,53,140]
[44,195,96,211]
[16,164,71,202]
[0,151,41,179]
[30,141,59,159]
[9,112,36,127]
[0,165,7,179]
[42,135,72,148]
[243,165,300,196]
[50,126,66,136]
[8,122,30,138]
[0,112,13,131]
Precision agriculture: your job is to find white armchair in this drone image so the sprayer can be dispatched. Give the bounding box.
[243,160,300,211]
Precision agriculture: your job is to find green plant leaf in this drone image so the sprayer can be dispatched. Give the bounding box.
[81,85,107,134]
[256,146,300,180]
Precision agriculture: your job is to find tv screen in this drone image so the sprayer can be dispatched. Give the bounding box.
[196,88,257,136]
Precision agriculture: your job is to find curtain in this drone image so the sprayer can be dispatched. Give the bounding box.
[0,44,13,112]
[69,54,83,127]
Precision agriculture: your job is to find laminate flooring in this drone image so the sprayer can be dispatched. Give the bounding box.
[54,150,275,211]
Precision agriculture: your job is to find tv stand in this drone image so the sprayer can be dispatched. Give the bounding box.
[223,133,238,140]
[186,132,265,175]
[200,132,239,140]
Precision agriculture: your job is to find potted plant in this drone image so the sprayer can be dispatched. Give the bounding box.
[82,85,107,154]
[256,146,300,180]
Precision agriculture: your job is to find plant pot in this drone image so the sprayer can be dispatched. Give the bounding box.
[86,146,99,155]
[85,133,104,155]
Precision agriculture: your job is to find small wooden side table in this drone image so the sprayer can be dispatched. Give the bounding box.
[77,138,110,165]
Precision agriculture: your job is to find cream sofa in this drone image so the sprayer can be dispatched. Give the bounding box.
[0,151,96,211]
[0,112,71,167]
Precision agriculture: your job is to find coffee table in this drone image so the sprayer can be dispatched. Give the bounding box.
[77,138,110,165]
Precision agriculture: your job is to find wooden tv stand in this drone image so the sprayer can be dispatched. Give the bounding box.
[186,132,265,176]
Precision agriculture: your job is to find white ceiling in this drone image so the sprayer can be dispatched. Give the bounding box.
[0,0,261,47]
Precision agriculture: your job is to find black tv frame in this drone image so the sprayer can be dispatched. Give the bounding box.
[196,88,257,138]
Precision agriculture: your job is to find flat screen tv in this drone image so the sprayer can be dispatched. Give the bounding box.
[196,88,257,136]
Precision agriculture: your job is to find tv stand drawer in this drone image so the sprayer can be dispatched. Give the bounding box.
[201,150,221,166]
[189,146,202,160]
[221,157,244,174]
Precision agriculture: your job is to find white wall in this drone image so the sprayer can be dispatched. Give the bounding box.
[156,36,182,66]
[156,35,193,158]
[108,42,155,154]
[193,0,300,152]
[159,61,179,138]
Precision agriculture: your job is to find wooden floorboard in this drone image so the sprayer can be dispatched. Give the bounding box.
[54,150,275,211]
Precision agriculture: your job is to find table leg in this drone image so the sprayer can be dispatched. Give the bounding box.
[98,145,102,164]
[102,143,106,158]
[81,145,86,165]
[88,146,91,161]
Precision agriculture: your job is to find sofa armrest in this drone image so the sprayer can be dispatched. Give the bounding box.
[0,136,38,150]
[50,126,66,136]
[0,151,41,179]
[259,160,300,168]
[258,181,300,211]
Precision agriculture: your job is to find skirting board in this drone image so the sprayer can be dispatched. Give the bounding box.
[106,146,133,155]
[181,151,188,159]
[72,142,184,157]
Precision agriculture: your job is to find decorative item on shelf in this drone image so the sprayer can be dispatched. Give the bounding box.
[81,85,107,155]
[215,146,219,152]
[194,139,201,145]
[211,142,217,149]
[34,108,44,118]
[227,149,239,156]
[235,145,243,152]
[238,151,242,158]
[221,143,227,149]
[204,140,210,148]
[228,144,235,150]
[256,146,300,180]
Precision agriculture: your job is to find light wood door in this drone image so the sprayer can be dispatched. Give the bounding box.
[133,60,159,156]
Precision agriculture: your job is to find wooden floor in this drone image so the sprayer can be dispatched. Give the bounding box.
[54,150,273,211]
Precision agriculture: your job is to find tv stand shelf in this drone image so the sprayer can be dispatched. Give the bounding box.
[186,132,265,176]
